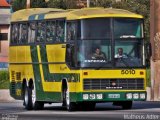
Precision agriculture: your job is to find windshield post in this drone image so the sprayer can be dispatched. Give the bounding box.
[111,18,115,68]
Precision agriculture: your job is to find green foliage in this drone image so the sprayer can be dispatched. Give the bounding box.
[47,0,77,9]
[31,0,47,8]
[12,0,47,11]
[0,71,9,89]
[12,0,26,12]
[47,0,64,8]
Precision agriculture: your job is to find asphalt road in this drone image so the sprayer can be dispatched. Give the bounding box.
[0,101,160,120]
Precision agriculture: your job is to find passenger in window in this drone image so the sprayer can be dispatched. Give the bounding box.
[28,23,36,43]
[46,22,56,42]
[22,25,27,43]
[37,22,45,42]
[91,47,106,60]
[12,24,18,43]
[67,23,76,41]
[19,24,27,44]
[56,25,64,42]
[115,48,128,58]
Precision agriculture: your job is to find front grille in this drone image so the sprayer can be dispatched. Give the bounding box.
[83,79,144,90]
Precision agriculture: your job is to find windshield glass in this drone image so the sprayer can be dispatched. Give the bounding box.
[80,18,111,39]
[114,18,143,38]
[114,39,144,67]
[72,18,144,69]
[76,40,112,68]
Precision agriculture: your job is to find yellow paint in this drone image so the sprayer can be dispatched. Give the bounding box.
[46,44,65,63]
[11,8,143,22]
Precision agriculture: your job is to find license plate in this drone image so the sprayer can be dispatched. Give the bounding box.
[108,94,120,98]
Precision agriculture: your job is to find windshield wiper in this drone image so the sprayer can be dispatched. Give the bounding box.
[115,58,130,67]
[96,60,110,70]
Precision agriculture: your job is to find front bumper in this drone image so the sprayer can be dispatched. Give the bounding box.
[70,91,147,102]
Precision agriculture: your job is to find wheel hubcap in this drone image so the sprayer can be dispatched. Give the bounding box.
[24,88,28,105]
[66,88,70,107]
[32,89,36,104]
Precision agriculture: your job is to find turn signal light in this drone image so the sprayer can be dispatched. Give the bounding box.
[140,71,144,75]
[84,72,88,75]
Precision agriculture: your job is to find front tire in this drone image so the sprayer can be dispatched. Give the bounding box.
[65,86,76,111]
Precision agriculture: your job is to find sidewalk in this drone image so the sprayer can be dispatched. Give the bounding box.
[0,89,15,102]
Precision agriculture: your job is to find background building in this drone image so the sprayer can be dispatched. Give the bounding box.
[0,0,11,69]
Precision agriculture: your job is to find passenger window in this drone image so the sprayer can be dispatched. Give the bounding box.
[28,22,36,43]
[37,21,46,43]
[67,22,76,41]
[56,21,65,42]
[19,23,28,44]
[11,23,19,44]
[46,21,56,42]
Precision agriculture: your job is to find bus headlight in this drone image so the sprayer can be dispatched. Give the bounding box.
[126,93,132,99]
[140,93,145,99]
[89,94,96,100]
[83,94,89,100]
[133,93,139,99]
[96,94,103,99]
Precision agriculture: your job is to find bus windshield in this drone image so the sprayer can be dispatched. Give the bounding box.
[75,18,144,68]
[76,39,144,68]
[80,18,142,39]
[114,18,143,38]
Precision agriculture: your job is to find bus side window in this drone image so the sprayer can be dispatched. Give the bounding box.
[28,22,36,43]
[67,22,76,41]
[37,21,46,43]
[19,23,28,44]
[11,23,19,44]
[56,20,64,42]
[46,21,56,43]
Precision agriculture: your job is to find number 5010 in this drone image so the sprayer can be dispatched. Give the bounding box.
[121,69,135,74]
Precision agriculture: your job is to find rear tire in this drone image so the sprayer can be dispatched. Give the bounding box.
[24,85,44,110]
[24,86,32,110]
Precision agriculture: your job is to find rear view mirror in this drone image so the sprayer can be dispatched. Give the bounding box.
[145,42,151,68]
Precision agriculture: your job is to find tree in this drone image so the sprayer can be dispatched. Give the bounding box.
[47,0,77,9]
[47,0,64,8]
[12,0,26,12]
[12,0,47,12]
[31,0,47,8]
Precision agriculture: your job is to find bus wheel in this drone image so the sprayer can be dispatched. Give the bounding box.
[65,86,76,111]
[121,101,132,109]
[24,86,32,110]
[24,85,44,110]
[31,86,44,110]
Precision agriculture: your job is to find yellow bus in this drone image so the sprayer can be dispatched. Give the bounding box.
[9,7,147,111]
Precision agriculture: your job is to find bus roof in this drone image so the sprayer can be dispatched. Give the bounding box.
[11,7,143,22]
